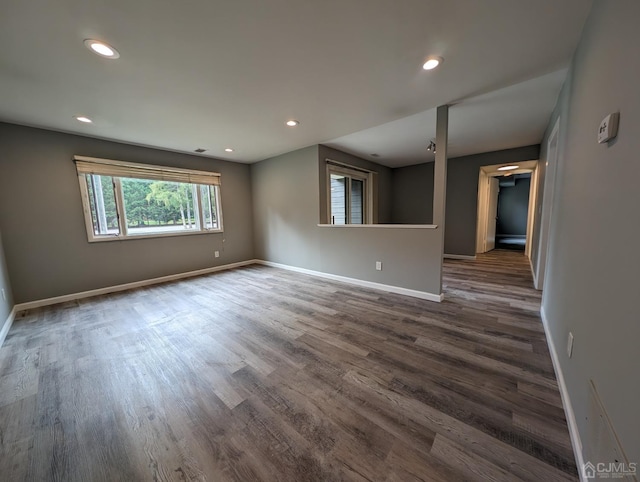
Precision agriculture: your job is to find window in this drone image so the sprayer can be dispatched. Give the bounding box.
[75,156,222,242]
[327,162,372,224]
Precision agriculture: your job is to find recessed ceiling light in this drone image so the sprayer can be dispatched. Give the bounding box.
[285,120,300,127]
[498,165,520,171]
[422,56,443,70]
[84,39,120,59]
[224,148,234,152]
[75,116,93,123]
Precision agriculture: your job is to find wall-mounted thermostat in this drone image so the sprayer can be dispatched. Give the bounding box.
[598,112,619,144]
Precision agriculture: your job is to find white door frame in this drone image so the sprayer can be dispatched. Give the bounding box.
[535,117,560,290]
[525,165,540,259]
[486,177,499,252]
[476,162,538,256]
[476,170,489,253]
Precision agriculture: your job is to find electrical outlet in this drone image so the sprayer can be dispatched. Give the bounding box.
[375,261,382,271]
[567,332,574,358]
[1,288,5,301]
[214,251,220,258]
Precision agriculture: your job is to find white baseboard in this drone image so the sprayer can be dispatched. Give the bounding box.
[255,260,443,302]
[10,256,442,334]
[540,306,585,480]
[14,259,258,312]
[0,306,17,349]
[444,254,477,260]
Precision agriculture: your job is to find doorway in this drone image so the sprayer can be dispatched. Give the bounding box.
[476,161,539,261]
[495,173,532,251]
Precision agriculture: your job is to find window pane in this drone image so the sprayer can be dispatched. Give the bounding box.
[330,174,347,225]
[125,179,197,236]
[351,179,364,224]
[86,174,119,236]
[200,185,220,229]
[121,178,152,231]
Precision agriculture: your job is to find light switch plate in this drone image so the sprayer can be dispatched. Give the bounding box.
[598,113,619,144]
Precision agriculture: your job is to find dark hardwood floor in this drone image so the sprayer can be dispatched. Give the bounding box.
[0,250,577,481]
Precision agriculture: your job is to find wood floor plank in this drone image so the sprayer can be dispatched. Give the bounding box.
[414,332,557,387]
[0,395,36,480]
[343,368,575,481]
[517,380,564,409]
[0,347,40,409]
[0,250,578,481]
[430,433,515,482]
[384,438,467,482]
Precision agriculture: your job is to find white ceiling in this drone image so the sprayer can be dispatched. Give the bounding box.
[326,69,568,167]
[0,0,593,165]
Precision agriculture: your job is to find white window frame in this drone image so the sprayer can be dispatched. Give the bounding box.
[75,155,223,242]
[326,161,374,224]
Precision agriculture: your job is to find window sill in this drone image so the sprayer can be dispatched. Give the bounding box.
[88,229,224,243]
[317,224,437,229]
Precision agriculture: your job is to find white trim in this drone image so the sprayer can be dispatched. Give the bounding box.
[325,158,375,174]
[443,254,477,260]
[476,169,489,253]
[114,177,129,237]
[326,162,374,224]
[255,260,443,302]
[83,226,224,243]
[485,177,499,252]
[10,256,443,315]
[475,173,500,253]
[14,260,257,312]
[536,116,561,291]
[480,160,539,176]
[530,258,539,290]
[525,163,540,259]
[540,306,585,480]
[317,224,437,229]
[77,171,224,243]
[0,306,17,349]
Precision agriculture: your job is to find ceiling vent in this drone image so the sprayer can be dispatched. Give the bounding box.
[194,148,207,153]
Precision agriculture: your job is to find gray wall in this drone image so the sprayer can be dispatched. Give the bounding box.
[252,146,443,296]
[318,145,393,224]
[0,123,254,303]
[497,176,530,236]
[391,162,434,224]
[445,145,540,256]
[541,0,640,461]
[0,229,14,324]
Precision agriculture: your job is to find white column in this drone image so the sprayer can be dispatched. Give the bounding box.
[433,104,449,292]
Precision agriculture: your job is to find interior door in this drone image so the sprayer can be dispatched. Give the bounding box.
[524,166,539,259]
[476,171,489,253]
[486,177,499,251]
